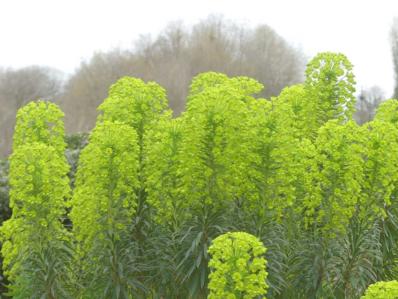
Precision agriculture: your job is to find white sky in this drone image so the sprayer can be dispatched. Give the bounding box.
[0,0,397,97]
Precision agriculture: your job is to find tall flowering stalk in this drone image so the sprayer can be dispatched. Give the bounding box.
[0,101,71,298]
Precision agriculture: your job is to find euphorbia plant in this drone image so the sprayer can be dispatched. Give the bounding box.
[144,118,187,297]
[244,97,306,221]
[13,100,67,154]
[361,281,398,299]
[180,83,251,212]
[70,121,140,298]
[0,101,71,298]
[98,76,170,135]
[208,231,268,299]
[309,120,366,235]
[1,143,71,299]
[374,98,398,124]
[242,94,317,296]
[176,73,261,298]
[98,76,171,249]
[145,118,185,229]
[273,84,313,140]
[305,52,356,137]
[361,120,398,218]
[188,71,263,102]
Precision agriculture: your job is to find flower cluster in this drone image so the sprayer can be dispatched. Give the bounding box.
[361,281,398,299]
[208,232,268,299]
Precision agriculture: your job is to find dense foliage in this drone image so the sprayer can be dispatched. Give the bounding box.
[1,52,398,299]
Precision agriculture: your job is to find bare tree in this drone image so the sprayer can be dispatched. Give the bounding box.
[354,86,385,124]
[60,16,305,132]
[59,50,138,131]
[391,17,398,99]
[236,24,305,97]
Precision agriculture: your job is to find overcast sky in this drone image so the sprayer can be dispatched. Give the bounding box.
[0,0,397,97]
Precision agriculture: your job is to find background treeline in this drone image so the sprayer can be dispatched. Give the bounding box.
[2,15,395,157]
[0,16,306,157]
[2,50,398,298]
